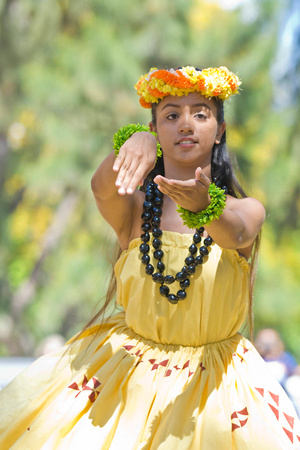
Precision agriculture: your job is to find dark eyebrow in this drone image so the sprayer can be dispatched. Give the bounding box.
[161,103,181,110]
[161,102,212,111]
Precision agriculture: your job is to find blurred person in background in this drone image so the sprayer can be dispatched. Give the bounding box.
[255,328,300,417]
[254,328,298,387]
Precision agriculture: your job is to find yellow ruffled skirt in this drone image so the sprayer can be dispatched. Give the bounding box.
[0,312,299,449]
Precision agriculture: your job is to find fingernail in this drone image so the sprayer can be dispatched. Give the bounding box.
[118,187,125,195]
[127,187,133,194]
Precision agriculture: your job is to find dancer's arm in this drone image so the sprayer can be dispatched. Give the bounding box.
[155,169,265,258]
[91,132,157,248]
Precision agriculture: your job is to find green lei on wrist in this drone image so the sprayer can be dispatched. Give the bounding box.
[176,183,227,229]
[112,123,162,161]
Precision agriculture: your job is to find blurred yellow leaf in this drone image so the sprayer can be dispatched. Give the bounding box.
[189,1,224,30]
[10,205,31,240]
[19,109,36,129]
[4,174,25,195]
[32,206,53,239]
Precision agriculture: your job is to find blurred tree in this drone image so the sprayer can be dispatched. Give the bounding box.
[0,0,196,354]
[252,0,300,357]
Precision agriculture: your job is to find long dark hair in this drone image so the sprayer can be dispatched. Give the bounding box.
[71,95,260,345]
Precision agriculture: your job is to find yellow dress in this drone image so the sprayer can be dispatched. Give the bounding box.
[0,231,299,449]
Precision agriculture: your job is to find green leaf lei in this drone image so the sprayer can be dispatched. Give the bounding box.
[176,183,227,229]
[112,123,162,161]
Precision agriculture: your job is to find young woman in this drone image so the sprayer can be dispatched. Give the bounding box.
[0,66,299,449]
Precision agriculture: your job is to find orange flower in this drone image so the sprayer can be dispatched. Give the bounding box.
[136,79,142,90]
[213,87,222,96]
[170,72,194,89]
[139,98,152,108]
[151,70,194,89]
[150,70,169,80]
[229,77,238,91]
[197,77,206,91]
[147,86,168,98]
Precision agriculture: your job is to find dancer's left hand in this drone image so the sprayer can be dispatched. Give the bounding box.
[154,167,213,213]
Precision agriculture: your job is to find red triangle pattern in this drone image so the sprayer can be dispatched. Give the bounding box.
[159,359,169,367]
[282,427,294,443]
[68,382,79,391]
[182,360,190,370]
[145,356,199,378]
[199,362,206,372]
[255,387,264,397]
[123,345,134,351]
[89,392,96,403]
[232,423,240,431]
[239,418,248,427]
[68,375,101,403]
[238,407,248,416]
[231,406,249,432]
[283,412,294,429]
[124,344,192,379]
[269,391,279,406]
[255,386,299,445]
[82,375,88,388]
[92,377,101,389]
[268,403,279,421]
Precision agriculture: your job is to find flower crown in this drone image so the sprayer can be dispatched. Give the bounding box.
[135,66,241,108]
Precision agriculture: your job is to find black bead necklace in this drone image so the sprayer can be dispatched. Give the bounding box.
[139,181,213,305]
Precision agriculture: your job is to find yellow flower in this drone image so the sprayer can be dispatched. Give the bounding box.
[135,66,241,108]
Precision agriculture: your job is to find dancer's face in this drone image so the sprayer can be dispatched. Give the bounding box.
[151,92,225,170]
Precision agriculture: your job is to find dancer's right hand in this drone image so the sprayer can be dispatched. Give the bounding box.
[113,132,157,195]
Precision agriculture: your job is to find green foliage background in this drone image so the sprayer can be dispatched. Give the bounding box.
[0,0,299,358]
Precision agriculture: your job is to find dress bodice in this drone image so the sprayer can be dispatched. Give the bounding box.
[114,231,249,347]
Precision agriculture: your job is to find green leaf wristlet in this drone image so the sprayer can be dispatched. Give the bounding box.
[112,123,162,161]
[176,183,227,229]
